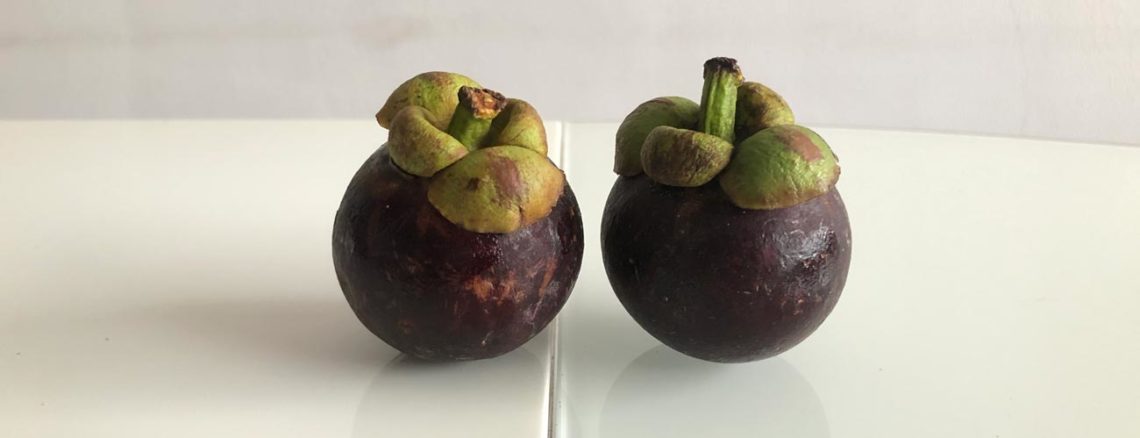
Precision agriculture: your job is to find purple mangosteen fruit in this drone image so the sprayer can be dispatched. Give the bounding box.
[602,58,851,362]
[333,73,584,361]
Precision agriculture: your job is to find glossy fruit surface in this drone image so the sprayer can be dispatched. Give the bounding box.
[601,174,850,362]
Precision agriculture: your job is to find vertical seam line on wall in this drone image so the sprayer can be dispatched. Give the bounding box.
[545,122,569,438]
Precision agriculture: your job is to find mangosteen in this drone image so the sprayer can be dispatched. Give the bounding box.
[333,73,584,361]
[601,58,851,362]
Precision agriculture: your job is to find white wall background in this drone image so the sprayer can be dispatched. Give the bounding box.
[2,0,1138,144]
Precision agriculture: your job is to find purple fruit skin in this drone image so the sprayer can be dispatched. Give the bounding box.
[332,146,584,361]
[601,175,851,362]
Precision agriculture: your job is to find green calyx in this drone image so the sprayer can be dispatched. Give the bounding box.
[428,146,565,234]
[612,58,741,187]
[388,106,469,177]
[376,72,561,233]
[376,72,481,129]
[641,126,732,187]
[614,97,700,176]
[445,86,508,149]
[485,99,549,155]
[611,57,839,210]
[718,125,840,209]
[735,81,795,141]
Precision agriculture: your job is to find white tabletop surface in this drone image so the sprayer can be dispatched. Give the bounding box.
[0,120,560,437]
[556,124,1140,437]
[2,121,1139,437]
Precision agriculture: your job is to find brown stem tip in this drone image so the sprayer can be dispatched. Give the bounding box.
[703,57,744,82]
[458,86,508,119]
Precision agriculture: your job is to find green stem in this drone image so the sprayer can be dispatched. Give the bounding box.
[698,57,744,142]
[447,86,507,150]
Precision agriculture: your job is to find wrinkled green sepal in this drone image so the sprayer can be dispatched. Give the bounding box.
[428,146,565,233]
[376,72,481,129]
[734,81,795,141]
[718,125,840,210]
[614,97,700,176]
[484,98,547,155]
[388,106,469,177]
[641,126,733,187]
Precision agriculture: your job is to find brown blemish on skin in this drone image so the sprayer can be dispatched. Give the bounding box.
[427,145,562,233]
[466,178,481,191]
[466,276,495,301]
[502,271,520,301]
[425,72,450,87]
[678,134,716,171]
[778,130,822,161]
[537,258,558,295]
[487,155,523,201]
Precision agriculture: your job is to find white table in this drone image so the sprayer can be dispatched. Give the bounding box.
[0,121,560,438]
[2,121,1138,437]
[557,125,1140,438]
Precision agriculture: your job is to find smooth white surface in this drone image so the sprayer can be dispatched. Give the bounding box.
[0,120,562,437]
[3,1,1140,144]
[556,123,1140,437]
